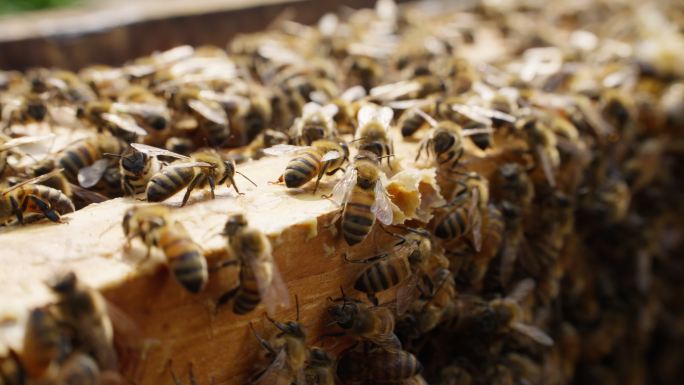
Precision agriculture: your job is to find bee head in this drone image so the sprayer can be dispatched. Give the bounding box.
[48,271,77,295]
[328,300,358,329]
[121,150,147,174]
[223,214,247,236]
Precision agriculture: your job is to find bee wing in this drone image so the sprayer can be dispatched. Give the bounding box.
[370,80,421,101]
[511,322,554,346]
[468,191,483,253]
[535,145,557,187]
[377,106,394,128]
[169,161,215,169]
[116,102,168,117]
[130,143,190,160]
[187,99,228,125]
[451,104,492,126]
[331,167,357,205]
[508,278,536,303]
[471,105,516,123]
[0,134,56,151]
[386,99,428,110]
[371,179,393,225]
[340,85,366,102]
[262,144,307,157]
[357,104,379,127]
[1,168,65,195]
[320,150,341,162]
[303,102,323,117]
[414,108,438,128]
[253,349,293,385]
[78,159,111,188]
[250,254,290,316]
[101,113,148,136]
[321,103,339,119]
[396,273,422,316]
[70,183,110,203]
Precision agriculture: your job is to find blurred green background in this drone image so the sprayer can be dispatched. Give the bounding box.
[0,0,79,14]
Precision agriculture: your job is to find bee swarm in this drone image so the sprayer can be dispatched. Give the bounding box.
[1,1,683,385]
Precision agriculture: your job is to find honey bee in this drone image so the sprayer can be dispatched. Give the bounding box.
[458,204,505,288]
[407,266,458,335]
[56,134,127,185]
[241,90,274,144]
[165,86,235,147]
[47,271,118,371]
[345,229,439,307]
[235,129,290,161]
[122,204,208,293]
[77,100,152,140]
[20,307,63,379]
[289,102,339,146]
[303,348,335,385]
[327,294,401,349]
[249,299,306,385]
[327,85,366,134]
[142,146,256,206]
[451,279,553,347]
[1,93,49,129]
[346,55,384,90]
[415,120,464,172]
[113,147,162,197]
[354,104,394,166]
[434,172,488,251]
[265,139,349,193]
[217,213,289,315]
[336,345,423,384]
[516,116,560,187]
[0,170,75,225]
[492,163,534,207]
[329,152,394,246]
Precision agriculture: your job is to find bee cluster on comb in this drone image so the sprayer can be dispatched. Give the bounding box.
[1,0,683,384]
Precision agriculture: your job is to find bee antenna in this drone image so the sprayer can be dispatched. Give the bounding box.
[103,153,124,159]
[236,171,258,187]
[349,136,366,143]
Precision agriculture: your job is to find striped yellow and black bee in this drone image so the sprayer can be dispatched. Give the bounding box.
[0,170,74,225]
[136,145,256,206]
[336,345,423,385]
[327,292,401,349]
[249,298,307,385]
[289,102,339,146]
[265,139,349,193]
[434,172,489,251]
[56,134,127,187]
[122,204,208,293]
[217,213,289,315]
[354,104,394,167]
[329,152,393,246]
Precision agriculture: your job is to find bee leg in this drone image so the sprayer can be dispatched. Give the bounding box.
[207,175,216,200]
[313,162,331,194]
[216,286,240,308]
[249,322,277,356]
[188,363,197,385]
[181,174,203,207]
[9,195,24,224]
[167,361,183,385]
[343,251,389,264]
[228,176,243,195]
[27,195,61,222]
